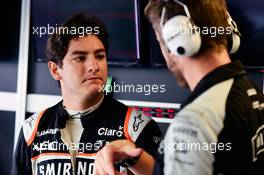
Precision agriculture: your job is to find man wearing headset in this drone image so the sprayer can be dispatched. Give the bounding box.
[94,0,264,174]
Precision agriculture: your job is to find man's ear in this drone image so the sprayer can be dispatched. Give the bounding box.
[48,61,62,81]
[155,30,161,42]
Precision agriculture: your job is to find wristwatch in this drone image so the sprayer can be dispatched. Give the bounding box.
[118,156,140,168]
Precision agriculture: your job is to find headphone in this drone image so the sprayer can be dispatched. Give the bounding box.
[160,0,241,57]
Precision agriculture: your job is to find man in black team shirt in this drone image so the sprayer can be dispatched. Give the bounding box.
[11,13,162,175]
[94,0,264,174]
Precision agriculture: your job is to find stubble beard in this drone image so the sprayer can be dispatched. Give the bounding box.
[167,60,189,89]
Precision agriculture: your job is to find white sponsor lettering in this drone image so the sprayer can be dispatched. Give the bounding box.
[46,163,55,175]
[38,163,72,175]
[88,163,94,175]
[39,165,44,175]
[37,128,60,137]
[63,163,71,175]
[77,161,87,175]
[98,126,123,137]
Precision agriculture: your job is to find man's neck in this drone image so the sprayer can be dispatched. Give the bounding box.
[62,92,104,111]
[183,49,231,91]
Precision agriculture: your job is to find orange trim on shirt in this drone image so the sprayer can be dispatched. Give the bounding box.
[78,153,96,157]
[26,109,46,146]
[31,152,71,161]
[124,107,132,141]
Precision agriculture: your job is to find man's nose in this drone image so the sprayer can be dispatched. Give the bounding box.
[87,56,99,73]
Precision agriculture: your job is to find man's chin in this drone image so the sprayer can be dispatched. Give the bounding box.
[81,82,103,92]
[82,87,104,99]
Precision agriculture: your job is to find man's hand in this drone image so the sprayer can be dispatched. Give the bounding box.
[94,139,143,175]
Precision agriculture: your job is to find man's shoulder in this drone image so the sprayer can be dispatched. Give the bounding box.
[22,101,62,145]
[22,109,47,146]
[102,96,160,140]
[23,101,62,127]
[123,107,155,141]
[174,79,235,137]
[102,96,128,117]
[180,79,234,118]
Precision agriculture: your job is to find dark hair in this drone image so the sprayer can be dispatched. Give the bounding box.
[46,12,109,67]
[145,0,230,55]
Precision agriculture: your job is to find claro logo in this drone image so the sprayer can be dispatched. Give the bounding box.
[98,126,123,137]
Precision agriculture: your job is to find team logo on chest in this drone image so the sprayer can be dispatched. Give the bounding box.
[133,114,144,132]
[98,126,123,137]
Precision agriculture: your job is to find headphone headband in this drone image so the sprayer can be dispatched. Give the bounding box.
[160,0,191,28]
[226,11,241,36]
